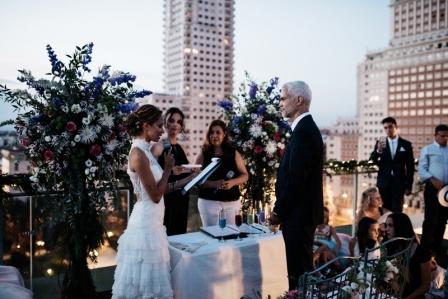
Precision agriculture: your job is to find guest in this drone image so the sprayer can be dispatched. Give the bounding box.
[270,81,324,290]
[356,187,388,223]
[158,107,198,236]
[195,119,248,226]
[313,207,341,267]
[112,104,175,299]
[349,217,380,259]
[418,124,448,255]
[370,117,414,212]
[384,213,431,299]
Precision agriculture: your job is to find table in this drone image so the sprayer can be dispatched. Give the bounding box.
[168,231,288,299]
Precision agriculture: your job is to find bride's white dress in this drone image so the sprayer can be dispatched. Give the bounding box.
[112,138,173,299]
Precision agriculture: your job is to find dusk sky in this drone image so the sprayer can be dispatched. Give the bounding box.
[0,0,390,129]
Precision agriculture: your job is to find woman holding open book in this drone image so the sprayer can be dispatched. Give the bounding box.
[195,119,249,226]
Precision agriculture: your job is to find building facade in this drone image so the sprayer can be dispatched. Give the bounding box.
[147,0,235,161]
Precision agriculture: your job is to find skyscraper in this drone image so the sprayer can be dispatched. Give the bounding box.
[358,0,448,161]
[144,0,235,161]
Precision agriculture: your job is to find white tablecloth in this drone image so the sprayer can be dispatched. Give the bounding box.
[168,231,288,299]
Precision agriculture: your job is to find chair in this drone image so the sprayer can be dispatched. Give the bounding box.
[298,256,362,299]
[361,237,414,299]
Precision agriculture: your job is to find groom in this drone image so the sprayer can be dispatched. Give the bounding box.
[270,81,324,290]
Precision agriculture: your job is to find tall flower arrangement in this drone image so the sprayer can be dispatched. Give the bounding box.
[0,43,150,298]
[218,73,289,208]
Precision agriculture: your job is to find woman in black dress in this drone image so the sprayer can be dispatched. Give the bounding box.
[158,107,197,235]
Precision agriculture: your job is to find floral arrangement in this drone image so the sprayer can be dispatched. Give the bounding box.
[218,73,289,206]
[340,261,370,298]
[0,43,150,298]
[277,289,300,299]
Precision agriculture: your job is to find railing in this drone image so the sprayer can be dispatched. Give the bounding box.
[0,170,424,297]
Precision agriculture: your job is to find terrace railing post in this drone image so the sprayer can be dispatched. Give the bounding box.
[352,170,359,237]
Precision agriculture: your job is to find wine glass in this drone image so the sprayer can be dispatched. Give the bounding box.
[218,209,227,243]
[257,209,266,233]
[235,210,243,241]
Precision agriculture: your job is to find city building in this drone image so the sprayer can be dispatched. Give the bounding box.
[324,117,359,224]
[357,0,448,211]
[141,0,235,161]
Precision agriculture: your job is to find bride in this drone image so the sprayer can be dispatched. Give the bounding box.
[112,104,175,299]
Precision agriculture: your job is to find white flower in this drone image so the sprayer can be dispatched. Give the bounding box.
[275,163,280,168]
[71,141,76,147]
[82,117,91,125]
[350,282,359,290]
[30,174,39,183]
[62,106,69,113]
[85,168,90,175]
[71,104,82,113]
[105,140,118,153]
[90,167,97,173]
[74,135,81,142]
[44,136,51,142]
[286,132,291,138]
[99,113,114,128]
[266,105,276,114]
[79,126,97,144]
[249,124,263,138]
[385,261,392,268]
[85,159,93,167]
[342,286,352,293]
[265,141,277,155]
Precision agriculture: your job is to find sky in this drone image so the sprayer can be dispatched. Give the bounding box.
[0,0,390,129]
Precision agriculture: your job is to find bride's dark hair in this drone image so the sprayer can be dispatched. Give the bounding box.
[126,104,162,137]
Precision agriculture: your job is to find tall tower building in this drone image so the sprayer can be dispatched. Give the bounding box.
[358,0,448,160]
[357,0,448,210]
[151,0,235,160]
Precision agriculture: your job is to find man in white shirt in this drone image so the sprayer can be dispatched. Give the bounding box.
[370,117,415,213]
[418,124,448,255]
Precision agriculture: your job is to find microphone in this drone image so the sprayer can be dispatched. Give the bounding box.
[214,170,235,193]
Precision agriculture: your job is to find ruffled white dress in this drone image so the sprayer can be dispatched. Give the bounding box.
[112,138,173,299]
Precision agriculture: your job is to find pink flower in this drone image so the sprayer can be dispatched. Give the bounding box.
[66,121,77,132]
[273,132,281,142]
[254,146,263,154]
[89,144,102,156]
[43,149,54,161]
[109,131,116,140]
[20,138,31,147]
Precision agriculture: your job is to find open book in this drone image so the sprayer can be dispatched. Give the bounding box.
[181,157,221,195]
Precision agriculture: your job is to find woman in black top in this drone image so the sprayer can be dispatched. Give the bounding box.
[384,212,432,299]
[195,120,249,226]
[158,107,198,235]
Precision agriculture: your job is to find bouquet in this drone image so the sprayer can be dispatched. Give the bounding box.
[218,73,289,206]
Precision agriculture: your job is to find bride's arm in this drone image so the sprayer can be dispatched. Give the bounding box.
[130,148,173,203]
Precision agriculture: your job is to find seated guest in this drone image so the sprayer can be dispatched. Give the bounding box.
[195,120,248,226]
[349,217,380,259]
[313,207,341,267]
[356,187,388,223]
[384,212,431,299]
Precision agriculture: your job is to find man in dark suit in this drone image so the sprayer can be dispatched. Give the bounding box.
[270,81,324,290]
[370,117,414,213]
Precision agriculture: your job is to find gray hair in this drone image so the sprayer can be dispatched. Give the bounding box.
[283,81,312,104]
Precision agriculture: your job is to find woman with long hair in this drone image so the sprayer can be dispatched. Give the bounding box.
[384,213,431,299]
[158,107,198,235]
[195,119,248,226]
[349,217,380,259]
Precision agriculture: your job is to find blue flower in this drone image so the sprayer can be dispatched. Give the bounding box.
[128,90,152,99]
[51,97,64,108]
[109,72,136,86]
[119,102,138,113]
[46,45,63,75]
[82,43,94,72]
[99,65,111,80]
[231,116,242,127]
[217,99,233,111]
[30,114,45,124]
[248,82,258,99]
[278,119,290,130]
[256,104,266,115]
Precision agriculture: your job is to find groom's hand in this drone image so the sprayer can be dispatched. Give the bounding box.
[269,213,281,225]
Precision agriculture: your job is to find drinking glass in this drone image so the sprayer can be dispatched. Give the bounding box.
[235,210,243,241]
[218,209,227,243]
[257,209,266,233]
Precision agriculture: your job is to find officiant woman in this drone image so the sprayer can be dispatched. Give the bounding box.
[195,119,248,226]
[158,107,197,235]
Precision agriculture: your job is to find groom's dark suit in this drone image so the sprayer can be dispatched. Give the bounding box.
[274,114,324,289]
[369,136,414,212]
